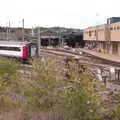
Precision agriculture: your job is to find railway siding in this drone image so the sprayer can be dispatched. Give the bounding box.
[79,48,120,65]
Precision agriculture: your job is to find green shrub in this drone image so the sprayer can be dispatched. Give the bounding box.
[61,61,102,120]
[22,58,65,110]
[0,59,21,109]
[0,58,119,120]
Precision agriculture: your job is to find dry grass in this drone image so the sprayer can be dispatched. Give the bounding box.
[0,108,64,120]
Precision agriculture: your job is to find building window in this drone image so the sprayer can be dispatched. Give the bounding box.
[110,27,113,30]
[89,31,91,36]
[117,26,120,30]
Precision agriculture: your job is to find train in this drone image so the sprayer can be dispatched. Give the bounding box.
[0,41,37,62]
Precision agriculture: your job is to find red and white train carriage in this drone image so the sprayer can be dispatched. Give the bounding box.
[0,41,37,61]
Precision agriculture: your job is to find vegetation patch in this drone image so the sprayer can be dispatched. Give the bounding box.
[0,58,119,119]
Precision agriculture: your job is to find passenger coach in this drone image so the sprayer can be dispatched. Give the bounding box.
[0,41,37,61]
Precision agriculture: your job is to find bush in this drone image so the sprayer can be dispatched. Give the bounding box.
[0,58,120,120]
[0,59,21,109]
[22,58,66,110]
[60,60,102,120]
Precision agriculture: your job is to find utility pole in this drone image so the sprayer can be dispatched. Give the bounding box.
[22,19,24,41]
[37,27,41,57]
[6,20,9,40]
[61,37,64,48]
[6,20,10,41]
[9,21,10,33]
[32,26,34,37]
[6,25,8,40]
[7,21,11,41]
[59,30,61,48]
[59,36,61,48]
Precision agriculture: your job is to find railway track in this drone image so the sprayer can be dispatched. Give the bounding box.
[42,48,120,67]
[41,48,86,58]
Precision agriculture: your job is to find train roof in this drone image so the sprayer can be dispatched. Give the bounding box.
[0,41,31,46]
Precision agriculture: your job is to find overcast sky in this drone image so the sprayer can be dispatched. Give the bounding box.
[0,0,119,29]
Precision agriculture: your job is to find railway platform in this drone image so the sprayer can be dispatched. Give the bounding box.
[79,48,120,64]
